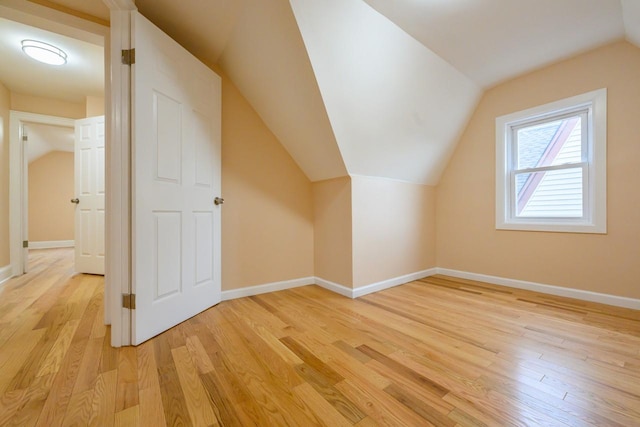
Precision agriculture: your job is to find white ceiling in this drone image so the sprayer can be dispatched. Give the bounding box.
[362,0,628,88]
[5,0,639,184]
[134,0,243,66]
[289,0,480,184]
[0,16,103,103]
[216,0,347,181]
[25,122,74,164]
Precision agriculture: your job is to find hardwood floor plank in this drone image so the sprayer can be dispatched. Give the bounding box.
[357,345,449,398]
[6,322,65,392]
[477,374,627,427]
[153,334,193,427]
[171,346,218,426]
[0,328,46,395]
[71,337,103,394]
[60,388,93,426]
[87,369,118,426]
[335,376,432,426]
[199,369,255,426]
[292,382,353,427]
[0,374,53,427]
[185,335,215,375]
[114,404,139,427]
[115,347,139,412]
[34,339,88,427]
[281,336,344,385]
[36,319,80,378]
[383,383,456,426]
[295,364,367,424]
[138,386,167,427]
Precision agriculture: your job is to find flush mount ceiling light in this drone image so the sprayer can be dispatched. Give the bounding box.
[21,39,67,65]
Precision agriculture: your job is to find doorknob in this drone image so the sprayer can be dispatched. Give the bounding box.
[214,197,224,206]
[70,198,80,204]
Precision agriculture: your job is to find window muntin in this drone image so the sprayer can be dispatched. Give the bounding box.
[495,89,606,233]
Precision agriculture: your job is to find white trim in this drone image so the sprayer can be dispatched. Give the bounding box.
[352,268,437,298]
[221,277,315,301]
[104,2,136,347]
[221,269,438,301]
[29,240,75,249]
[436,268,640,310]
[0,265,12,286]
[314,277,354,298]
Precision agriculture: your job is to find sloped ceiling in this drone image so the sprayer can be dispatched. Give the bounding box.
[363,0,627,88]
[289,0,480,184]
[25,122,74,163]
[15,0,640,184]
[216,0,348,181]
[622,0,640,46]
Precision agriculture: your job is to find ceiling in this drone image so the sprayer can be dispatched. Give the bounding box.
[3,0,639,184]
[363,0,630,88]
[0,16,103,103]
[25,122,74,163]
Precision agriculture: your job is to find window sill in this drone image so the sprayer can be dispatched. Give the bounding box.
[496,221,606,234]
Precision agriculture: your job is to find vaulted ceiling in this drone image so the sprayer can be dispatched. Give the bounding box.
[4,0,640,184]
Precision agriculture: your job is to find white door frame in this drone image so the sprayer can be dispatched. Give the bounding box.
[104,0,137,347]
[9,111,75,275]
[3,0,136,347]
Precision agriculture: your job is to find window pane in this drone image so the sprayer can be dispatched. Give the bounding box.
[517,116,582,170]
[515,168,583,217]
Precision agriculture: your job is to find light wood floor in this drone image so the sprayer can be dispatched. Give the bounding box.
[1,249,639,426]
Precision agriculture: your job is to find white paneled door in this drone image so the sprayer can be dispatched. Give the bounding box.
[132,12,222,345]
[74,116,106,275]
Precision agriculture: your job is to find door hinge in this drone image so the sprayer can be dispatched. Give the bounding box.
[22,135,28,142]
[122,293,136,309]
[121,48,135,66]
[23,240,28,248]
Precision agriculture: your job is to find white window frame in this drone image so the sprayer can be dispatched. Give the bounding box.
[496,88,607,233]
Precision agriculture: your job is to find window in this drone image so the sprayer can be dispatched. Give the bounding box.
[496,89,606,233]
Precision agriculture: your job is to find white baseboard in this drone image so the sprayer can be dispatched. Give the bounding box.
[218,267,639,310]
[221,277,315,301]
[0,264,12,287]
[314,277,353,298]
[314,268,437,299]
[352,268,437,298]
[29,240,75,249]
[221,269,437,301]
[436,268,640,310]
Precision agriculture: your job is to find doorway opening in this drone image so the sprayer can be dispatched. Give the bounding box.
[4,11,105,276]
[24,120,75,259]
[10,112,105,275]
[2,2,121,341]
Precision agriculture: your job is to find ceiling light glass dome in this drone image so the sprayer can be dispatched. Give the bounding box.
[21,39,67,65]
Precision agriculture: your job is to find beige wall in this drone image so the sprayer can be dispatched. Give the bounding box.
[0,81,10,267]
[352,176,436,288]
[11,92,85,119]
[313,176,353,287]
[436,41,640,299]
[85,96,105,117]
[221,73,314,290]
[28,151,75,242]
